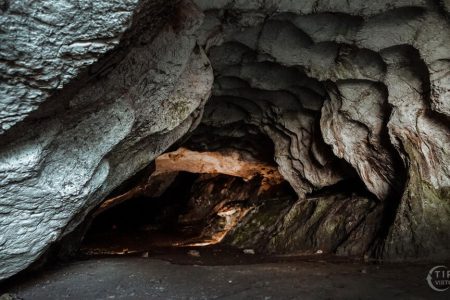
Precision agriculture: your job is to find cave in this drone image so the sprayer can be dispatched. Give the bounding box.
[81,171,296,254]
[81,144,298,255]
[1,0,449,299]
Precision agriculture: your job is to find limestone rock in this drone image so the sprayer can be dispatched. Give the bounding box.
[0,0,213,280]
[381,46,450,260]
[0,0,169,134]
[1,0,449,281]
[193,0,450,260]
[320,81,397,200]
[226,192,379,256]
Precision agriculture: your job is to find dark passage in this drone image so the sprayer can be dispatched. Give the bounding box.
[82,172,199,255]
[81,170,296,256]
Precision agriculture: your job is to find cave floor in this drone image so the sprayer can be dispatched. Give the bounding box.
[2,247,447,300]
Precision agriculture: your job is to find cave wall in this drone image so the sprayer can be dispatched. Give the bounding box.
[0,0,449,280]
[0,0,213,280]
[225,191,380,257]
[190,0,450,260]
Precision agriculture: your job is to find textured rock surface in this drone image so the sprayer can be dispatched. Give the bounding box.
[154,147,284,185]
[0,0,166,133]
[1,0,449,281]
[381,47,450,260]
[226,192,380,256]
[96,147,284,214]
[178,174,262,245]
[190,0,450,260]
[0,0,213,280]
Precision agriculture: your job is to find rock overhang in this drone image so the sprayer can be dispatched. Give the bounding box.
[0,0,449,281]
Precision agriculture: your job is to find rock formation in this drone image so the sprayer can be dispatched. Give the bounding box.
[190,0,450,260]
[0,0,449,280]
[0,0,213,280]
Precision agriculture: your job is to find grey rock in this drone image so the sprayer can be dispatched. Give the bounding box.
[1,0,449,281]
[226,193,378,256]
[0,0,140,133]
[0,0,212,280]
[194,0,450,260]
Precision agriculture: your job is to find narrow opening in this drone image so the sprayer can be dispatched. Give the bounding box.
[81,147,296,257]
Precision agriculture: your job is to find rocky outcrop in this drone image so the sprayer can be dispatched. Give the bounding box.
[0,0,449,280]
[0,0,212,280]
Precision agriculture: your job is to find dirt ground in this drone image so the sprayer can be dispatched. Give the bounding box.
[1,247,448,300]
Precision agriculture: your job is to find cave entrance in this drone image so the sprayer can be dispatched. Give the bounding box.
[80,147,296,257]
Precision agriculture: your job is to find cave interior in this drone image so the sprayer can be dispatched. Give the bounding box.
[70,2,450,261]
[1,1,449,295]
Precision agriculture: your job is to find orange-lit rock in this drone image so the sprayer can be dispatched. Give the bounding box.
[154,147,284,188]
